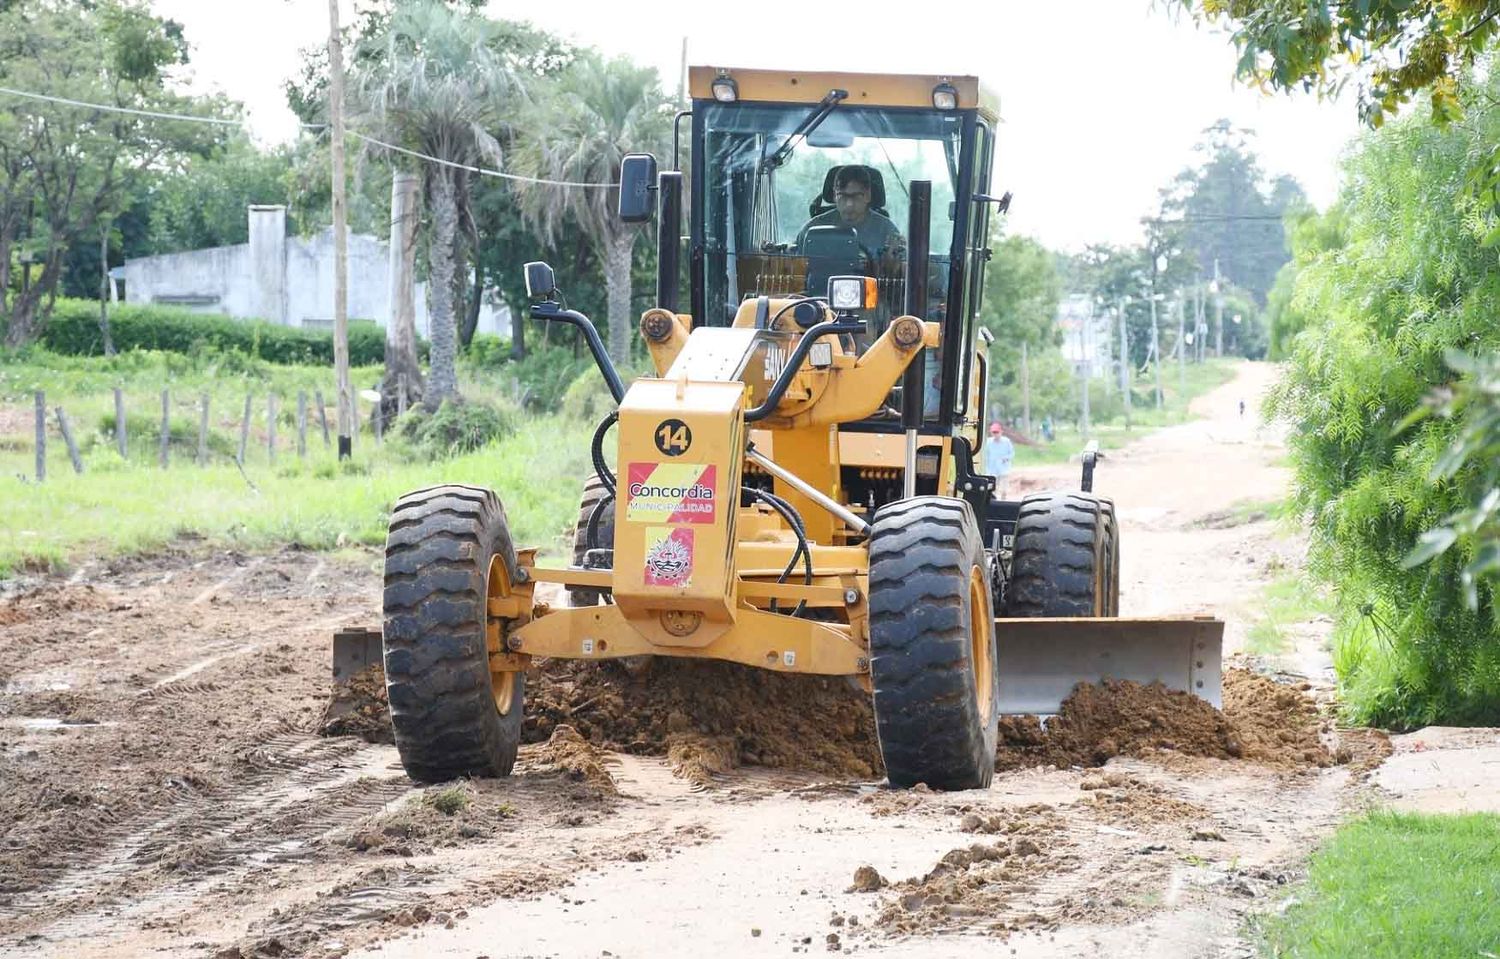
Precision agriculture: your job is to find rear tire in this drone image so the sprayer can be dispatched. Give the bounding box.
[1004,491,1119,618]
[383,484,524,783]
[868,496,999,790]
[567,474,614,607]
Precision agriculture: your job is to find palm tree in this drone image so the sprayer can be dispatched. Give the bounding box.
[348,1,517,409]
[513,54,673,364]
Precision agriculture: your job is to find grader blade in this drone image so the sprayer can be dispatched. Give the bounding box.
[328,626,383,718]
[995,616,1224,715]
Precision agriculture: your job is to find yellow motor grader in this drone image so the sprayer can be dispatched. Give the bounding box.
[356,67,1223,789]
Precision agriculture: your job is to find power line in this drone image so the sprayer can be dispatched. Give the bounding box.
[0,84,258,127]
[0,84,615,190]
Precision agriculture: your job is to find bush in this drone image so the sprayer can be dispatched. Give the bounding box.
[1270,81,1500,727]
[40,298,391,365]
[392,398,514,461]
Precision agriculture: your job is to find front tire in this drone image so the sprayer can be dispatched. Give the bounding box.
[383,484,524,783]
[868,497,1000,790]
[1004,491,1119,618]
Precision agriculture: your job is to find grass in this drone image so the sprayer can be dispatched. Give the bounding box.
[1011,358,1240,468]
[1246,570,1334,656]
[1259,811,1500,958]
[0,348,596,577]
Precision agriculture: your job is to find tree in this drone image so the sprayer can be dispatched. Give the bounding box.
[1177,0,1500,126]
[0,0,225,346]
[1154,121,1304,306]
[347,0,517,409]
[512,53,673,365]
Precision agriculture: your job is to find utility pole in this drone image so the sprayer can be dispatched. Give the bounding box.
[328,0,353,460]
[1020,340,1032,439]
[677,36,689,109]
[1213,257,1224,359]
[1080,303,1092,437]
[1176,291,1187,400]
[1149,293,1163,410]
[1118,297,1131,429]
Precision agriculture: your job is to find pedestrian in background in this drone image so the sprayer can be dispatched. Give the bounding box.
[984,422,1015,499]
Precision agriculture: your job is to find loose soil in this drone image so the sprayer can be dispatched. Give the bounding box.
[995,668,1334,772]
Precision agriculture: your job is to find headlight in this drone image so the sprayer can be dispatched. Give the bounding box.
[827,275,877,311]
[711,75,738,102]
[932,82,959,111]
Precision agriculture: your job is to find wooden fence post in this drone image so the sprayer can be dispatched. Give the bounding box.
[315,390,331,447]
[373,394,383,445]
[55,407,83,474]
[34,390,45,482]
[198,395,210,465]
[397,374,408,417]
[159,390,170,468]
[267,394,278,465]
[238,392,252,466]
[297,391,308,458]
[114,386,127,458]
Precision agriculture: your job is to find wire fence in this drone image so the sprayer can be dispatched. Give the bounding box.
[21,376,413,484]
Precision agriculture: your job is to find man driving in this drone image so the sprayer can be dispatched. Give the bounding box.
[796,165,903,261]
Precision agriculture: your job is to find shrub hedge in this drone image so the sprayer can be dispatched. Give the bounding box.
[38,298,390,365]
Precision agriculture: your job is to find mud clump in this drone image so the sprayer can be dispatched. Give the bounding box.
[319,665,394,745]
[849,865,886,892]
[995,668,1334,771]
[530,724,618,796]
[527,658,882,781]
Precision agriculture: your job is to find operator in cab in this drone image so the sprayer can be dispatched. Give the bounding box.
[796,165,904,263]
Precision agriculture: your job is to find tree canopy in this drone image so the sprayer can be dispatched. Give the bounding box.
[1179,0,1500,125]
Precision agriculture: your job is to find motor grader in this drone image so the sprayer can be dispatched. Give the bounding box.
[356,67,1223,790]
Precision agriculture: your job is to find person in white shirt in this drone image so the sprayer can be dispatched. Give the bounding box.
[983,422,1015,499]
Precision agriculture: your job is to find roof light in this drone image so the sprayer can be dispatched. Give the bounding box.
[711,74,738,102]
[932,82,959,111]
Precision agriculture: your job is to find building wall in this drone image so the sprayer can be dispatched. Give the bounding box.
[123,206,508,339]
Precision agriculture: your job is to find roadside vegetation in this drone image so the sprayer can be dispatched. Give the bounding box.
[1259,811,1500,958]
[0,344,604,576]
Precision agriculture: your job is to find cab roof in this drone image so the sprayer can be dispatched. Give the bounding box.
[688,66,997,122]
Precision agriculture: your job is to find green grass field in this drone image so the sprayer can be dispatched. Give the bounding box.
[1259,811,1500,958]
[0,348,595,577]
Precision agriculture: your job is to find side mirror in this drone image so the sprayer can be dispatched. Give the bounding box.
[618,153,658,223]
[524,261,556,301]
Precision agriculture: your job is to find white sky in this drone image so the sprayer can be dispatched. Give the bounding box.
[149,0,1362,251]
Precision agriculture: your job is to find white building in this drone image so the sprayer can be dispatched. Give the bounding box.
[123,205,508,338]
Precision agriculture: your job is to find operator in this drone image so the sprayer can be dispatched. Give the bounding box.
[795,165,904,262]
[983,422,1015,499]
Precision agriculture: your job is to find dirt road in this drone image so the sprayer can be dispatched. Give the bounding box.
[0,361,1486,959]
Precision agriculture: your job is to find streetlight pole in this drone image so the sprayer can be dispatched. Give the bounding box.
[1080,300,1092,438]
[327,0,352,460]
[1118,297,1131,429]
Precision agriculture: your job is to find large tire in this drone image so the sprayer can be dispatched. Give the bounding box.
[1004,491,1119,618]
[383,484,524,783]
[868,496,1000,790]
[568,474,615,607]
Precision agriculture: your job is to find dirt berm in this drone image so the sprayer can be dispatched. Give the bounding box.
[996,667,1334,771]
[325,658,1336,780]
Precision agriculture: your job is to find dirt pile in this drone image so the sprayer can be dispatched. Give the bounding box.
[527,658,883,780]
[319,664,394,744]
[530,724,618,795]
[995,668,1333,771]
[1078,773,1212,827]
[875,832,1069,936]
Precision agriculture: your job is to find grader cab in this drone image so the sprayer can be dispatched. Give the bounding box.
[366,68,1223,789]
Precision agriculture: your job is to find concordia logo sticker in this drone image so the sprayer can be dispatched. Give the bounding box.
[625,463,717,524]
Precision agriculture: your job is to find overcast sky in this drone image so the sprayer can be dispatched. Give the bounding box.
[149,0,1362,251]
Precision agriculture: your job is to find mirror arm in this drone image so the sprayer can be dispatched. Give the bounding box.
[528,301,626,404]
